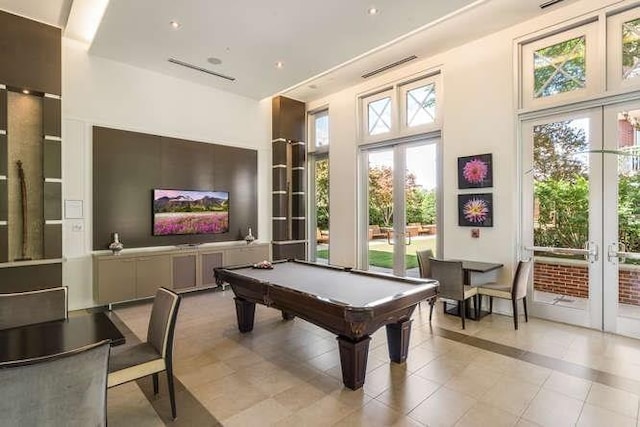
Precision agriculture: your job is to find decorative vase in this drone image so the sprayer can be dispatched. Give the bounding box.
[244,227,255,244]
[109,232,124,255]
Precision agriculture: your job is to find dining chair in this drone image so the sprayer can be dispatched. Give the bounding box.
[108,287,182,419]
[477,259,533,329]
[416,249,436,319]
[0,339,110,427]
[429,258,478,329]
[416,249,434,279]
[0,286,68,330]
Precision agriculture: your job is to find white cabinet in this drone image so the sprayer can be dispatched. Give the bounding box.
[93,254,171,304]
[172,253,197,290]
[93,242,270,305]
[225,245,269,266]
[94,257,136,304]
[136,255,172,298]
[201,251,224,287]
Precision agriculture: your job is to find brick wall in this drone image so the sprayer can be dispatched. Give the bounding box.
[619,118,634,148]
[534,259,640,305]
[619,269,640,305]
[534,261,589,298]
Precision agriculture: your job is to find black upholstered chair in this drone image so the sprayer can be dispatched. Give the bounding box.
[477,259,533,329]
[108,287,182,419]
[429,258,478,329]
[0,339,110,427]
[0,287,68,330]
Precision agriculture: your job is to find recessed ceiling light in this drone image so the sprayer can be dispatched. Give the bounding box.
[170,20,181,29]
[22,89,29,94]
[275,61,284,69]
[367,6,379,15]
[207,57,222,65]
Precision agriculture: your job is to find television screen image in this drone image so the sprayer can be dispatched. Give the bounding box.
[153,189,229,236]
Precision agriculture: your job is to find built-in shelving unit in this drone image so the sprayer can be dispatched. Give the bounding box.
[0,11,62,290]
[92,241,270,305]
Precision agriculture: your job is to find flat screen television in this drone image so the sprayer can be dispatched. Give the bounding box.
[153,189,229,236]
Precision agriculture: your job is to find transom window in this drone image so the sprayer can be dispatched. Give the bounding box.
[520,22,598,109]
[309,109,329,151]
[359,73,441,143]
[368,97,392,135]
[622,18,640,80]
[314,110,329,148]
[533,36,586,98]
[406,83,435,127]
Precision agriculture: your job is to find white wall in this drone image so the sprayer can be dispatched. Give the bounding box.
[62,38,271,310]
[303,0,613,287]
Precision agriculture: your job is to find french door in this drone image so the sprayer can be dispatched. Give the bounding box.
[522,101,640,337]
[361,138,439,277]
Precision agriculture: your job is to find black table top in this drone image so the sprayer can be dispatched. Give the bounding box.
[458,260,504,273]
[0,312,125,364]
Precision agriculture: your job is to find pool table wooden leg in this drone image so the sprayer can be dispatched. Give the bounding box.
[386,319,413,363]
[234,297,256,333]
[337,335,371,390]
[281,311,295,320]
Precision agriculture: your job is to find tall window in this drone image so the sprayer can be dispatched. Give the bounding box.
[309,109,329,263]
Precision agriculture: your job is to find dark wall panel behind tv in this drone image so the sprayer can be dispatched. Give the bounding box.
[93,127,258,250]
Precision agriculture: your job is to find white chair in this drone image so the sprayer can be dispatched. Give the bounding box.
[108,287,181,419]
[0,339,110,427]
[0,287,67,330]
[477,259,533,329]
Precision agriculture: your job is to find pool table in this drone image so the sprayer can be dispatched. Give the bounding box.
[214,260,438,390]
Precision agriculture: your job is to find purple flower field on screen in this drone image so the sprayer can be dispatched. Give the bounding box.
[154,212,228,235]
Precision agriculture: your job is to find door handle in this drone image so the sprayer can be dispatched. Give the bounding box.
[585,241,598,263]
[608,242,628,263]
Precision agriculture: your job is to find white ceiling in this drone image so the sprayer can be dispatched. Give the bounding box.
[0,0,579,101]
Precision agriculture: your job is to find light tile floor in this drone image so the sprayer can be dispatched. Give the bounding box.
[107,288,640,426]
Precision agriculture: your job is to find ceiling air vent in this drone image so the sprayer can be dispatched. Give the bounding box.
[361,55,418,79]
[540,0,564,9]
[168,58,236,82]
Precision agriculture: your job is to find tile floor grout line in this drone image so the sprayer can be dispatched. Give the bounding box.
[433,326,640,396]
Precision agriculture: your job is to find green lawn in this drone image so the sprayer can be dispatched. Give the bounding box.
[316,236,436,269]
[316,249,419,269]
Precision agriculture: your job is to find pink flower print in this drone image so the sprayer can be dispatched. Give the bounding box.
[463,159,488,184]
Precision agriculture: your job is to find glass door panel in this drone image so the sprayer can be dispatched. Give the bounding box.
[604,103,640,338]
[405,144,438,277]
[523,109,602,328]
[364,141,438,276]
[313,157,329,264]
[367,149,394,273]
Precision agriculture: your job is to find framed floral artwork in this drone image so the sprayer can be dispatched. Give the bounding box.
[458,193,493,227]
[457,153,493,189]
